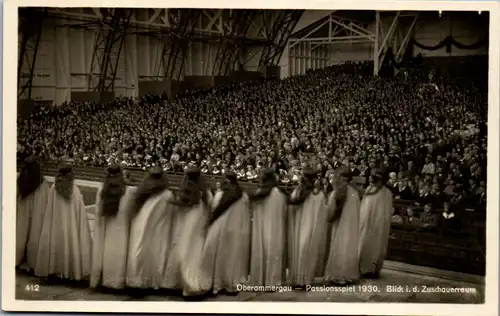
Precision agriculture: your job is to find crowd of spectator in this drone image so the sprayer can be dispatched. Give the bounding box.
[17,57,488,211]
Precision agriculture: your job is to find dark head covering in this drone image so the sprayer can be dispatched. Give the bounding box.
[171,166,208,207]
[326,167,354,222]
[250,168,278,200]
[100,163,126,217]
[365,168,387,196]
[130,166,169,216]
[370,168,385,183]
[18,156,44,199]
[150,165,164,179]
[290,166,317,204]
[55,163,74,201]
[210,171,243,224]
[107,163,122,176]
[224,171,239,185]
[58,164,72,175]
[302,167,317,187]
[337,166,352,182]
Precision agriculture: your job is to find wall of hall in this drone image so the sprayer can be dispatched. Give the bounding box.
[286,42,329,77]
[23,17,224,105]
[25,10,342,105]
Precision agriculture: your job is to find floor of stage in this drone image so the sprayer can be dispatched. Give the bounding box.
[16,266,484,303]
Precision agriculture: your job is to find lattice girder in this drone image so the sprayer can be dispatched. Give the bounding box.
[18,8,47,99]
[88,8,133,92]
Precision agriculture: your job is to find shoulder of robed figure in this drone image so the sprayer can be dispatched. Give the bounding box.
[318,189,327,199]
[241,191,250,203]
[347,184,361,197]
[125,185,137,193]
[384,185,394,197]
[40,177,51,188]
[161,187,174,199]
[328,189,335,198]
[207,188,214,199]
[275,186,290,200]
[72,183,83,195]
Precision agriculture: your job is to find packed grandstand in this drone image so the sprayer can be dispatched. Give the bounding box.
[17,57,487,211]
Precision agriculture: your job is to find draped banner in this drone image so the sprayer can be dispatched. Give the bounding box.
[379,35,487,75]
[410,36,488,53]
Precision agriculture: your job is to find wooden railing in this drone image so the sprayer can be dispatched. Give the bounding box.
[33,162,298,193]
[23,161,486,276]
[388,227,485,275]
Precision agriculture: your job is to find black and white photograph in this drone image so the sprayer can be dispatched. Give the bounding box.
[3,0,499,314]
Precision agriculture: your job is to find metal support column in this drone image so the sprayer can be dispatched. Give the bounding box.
[158,9,201,80]
[88,8,133,92]
[395,13,419,63]
[258,10,303,68]
[374,11,401,76]
[18,8,47,99]
[212,10,257,76]
[374,11,380,76]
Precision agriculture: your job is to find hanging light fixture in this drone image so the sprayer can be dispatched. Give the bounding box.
[438,10,442,17]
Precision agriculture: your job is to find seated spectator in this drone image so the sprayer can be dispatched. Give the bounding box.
[391,208,404,226]
[451,185,466,208]
[443,178,456,196]
[387,172,399,194]
[419,203,438,232]
[421,156,436,175]
[403,207,422,230]
[418,183,434,206]
[406,180,418,200]
[477,181,487,208]
[429,183,444,207]
[438,201,462,233]
[395,180,413,200]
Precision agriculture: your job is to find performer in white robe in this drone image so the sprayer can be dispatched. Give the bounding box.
[162,167,212,297]
[16,156,50,271]
[288,167,326,286]
[358,168,394,278]
[126,166,174,289]
[212,186,224,211]
[249,168,288,287]
[324,167,361,285]
[202,171,251,294]
[90,163,135,289]
[34,164,92,281]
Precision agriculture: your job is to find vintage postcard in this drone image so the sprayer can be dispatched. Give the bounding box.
[2,0,499,315]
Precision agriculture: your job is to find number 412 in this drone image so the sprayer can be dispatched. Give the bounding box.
[25,285,40,292]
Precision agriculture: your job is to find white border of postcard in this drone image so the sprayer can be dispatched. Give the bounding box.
[3,0,499,314]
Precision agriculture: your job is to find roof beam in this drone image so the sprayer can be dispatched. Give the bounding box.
[330,17,374,40]
[289,12,375,49]
[289,18,329,48]
[395,13,418,63]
